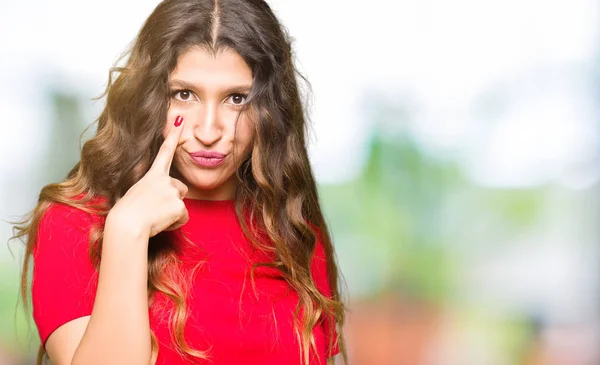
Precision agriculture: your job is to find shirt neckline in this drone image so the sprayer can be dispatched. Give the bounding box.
[182,197,236,208]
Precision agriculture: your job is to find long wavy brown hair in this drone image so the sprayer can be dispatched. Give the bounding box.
[10,0,347,364]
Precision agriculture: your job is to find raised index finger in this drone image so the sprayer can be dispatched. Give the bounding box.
[150,116,184,174]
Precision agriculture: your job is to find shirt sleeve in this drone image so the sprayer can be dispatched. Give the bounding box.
[310,229,341,358]
[32,203,99,347]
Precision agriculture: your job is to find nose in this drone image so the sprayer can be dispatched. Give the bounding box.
[193,104,222,147]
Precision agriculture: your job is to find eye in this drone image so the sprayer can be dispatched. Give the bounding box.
[226,93,248,106]
[171,89,197,103]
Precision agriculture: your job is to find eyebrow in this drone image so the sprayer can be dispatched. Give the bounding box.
[169,79,252,95]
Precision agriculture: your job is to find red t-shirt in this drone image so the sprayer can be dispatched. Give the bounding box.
[32,197,340,364]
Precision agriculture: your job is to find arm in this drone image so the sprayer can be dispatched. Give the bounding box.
[45,221,152,365]
[40,117,187,365]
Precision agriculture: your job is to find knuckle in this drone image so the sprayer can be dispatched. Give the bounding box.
[177,200,187,213]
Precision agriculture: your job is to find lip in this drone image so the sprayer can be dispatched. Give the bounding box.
[190,150,227,159]
[189,150,227,168]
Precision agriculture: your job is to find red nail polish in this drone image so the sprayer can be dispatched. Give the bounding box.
[174,116,183,127]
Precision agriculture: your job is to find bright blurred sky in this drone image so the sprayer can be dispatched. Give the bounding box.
[0,0,599,187]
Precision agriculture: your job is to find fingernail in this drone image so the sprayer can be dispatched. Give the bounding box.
[174,116,183,127]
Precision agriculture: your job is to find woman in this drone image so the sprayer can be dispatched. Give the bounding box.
[12,1,346,364]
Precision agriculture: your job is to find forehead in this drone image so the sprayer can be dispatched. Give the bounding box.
[170,46,252,86]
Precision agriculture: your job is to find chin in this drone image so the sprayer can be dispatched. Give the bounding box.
[175,165,236,189]
[187,180,222,191]
[187,174,231,189]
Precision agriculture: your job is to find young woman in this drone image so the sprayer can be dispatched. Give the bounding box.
[12,1,347,364]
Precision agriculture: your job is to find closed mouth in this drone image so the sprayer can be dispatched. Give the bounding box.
[189,150,227,159]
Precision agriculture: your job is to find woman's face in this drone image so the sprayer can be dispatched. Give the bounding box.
[164,46,254,200]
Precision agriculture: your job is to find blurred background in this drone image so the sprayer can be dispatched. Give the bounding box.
[1,0,599,364]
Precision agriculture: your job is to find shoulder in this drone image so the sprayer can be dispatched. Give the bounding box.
[38,203,97,237]
[39,195,107,232]
[307,222,328,259]
[40,203,91,228]
[35,197,107,256]
[308,224,330,275]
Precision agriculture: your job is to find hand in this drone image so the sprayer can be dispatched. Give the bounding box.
[108,116,189,238]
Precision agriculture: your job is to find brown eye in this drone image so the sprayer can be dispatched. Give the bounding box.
[171,89,197,103]
[179,91,191,100]
[228,94,247,105]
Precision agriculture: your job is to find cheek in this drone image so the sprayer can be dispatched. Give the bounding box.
[235,117,255,150]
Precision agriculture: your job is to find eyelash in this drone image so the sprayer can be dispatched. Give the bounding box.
[169,89,248,108]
